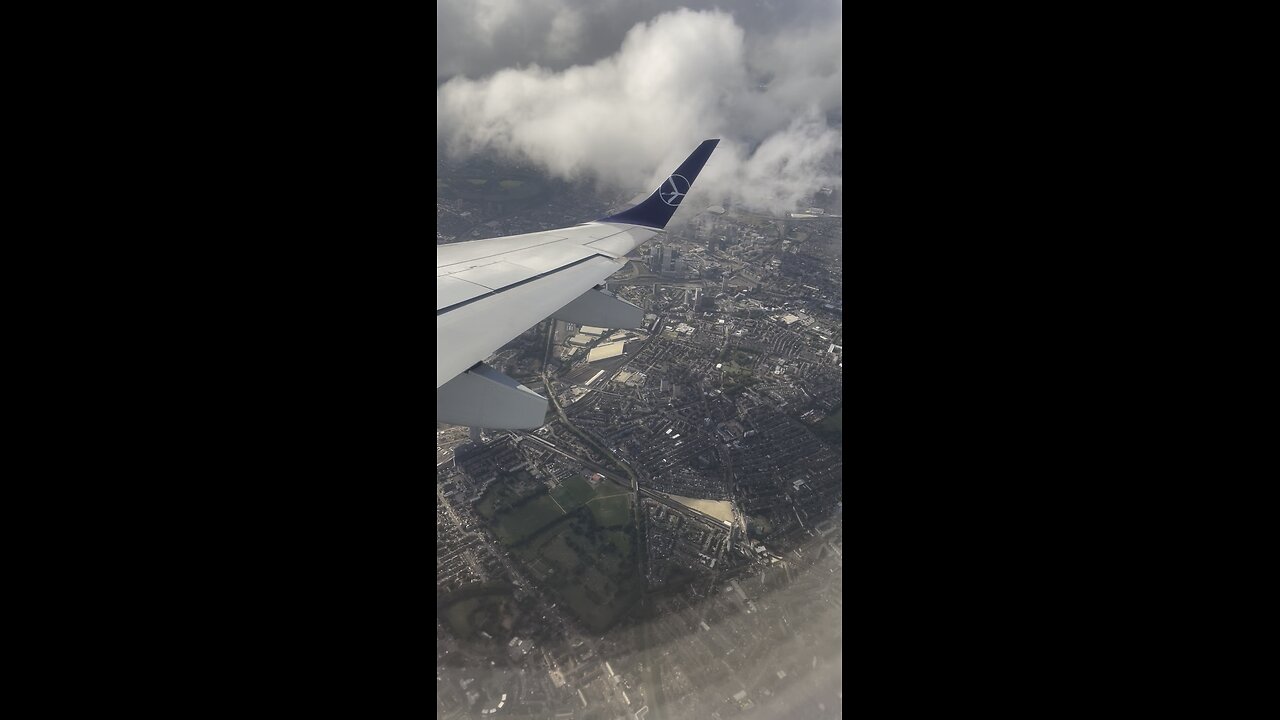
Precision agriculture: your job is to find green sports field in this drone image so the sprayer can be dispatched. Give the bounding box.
[550,476,597,511]
[493,495,565,545]
[587,493,633,527]
[475,472,638,631]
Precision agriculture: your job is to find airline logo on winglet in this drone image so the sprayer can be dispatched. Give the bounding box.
[600,139,719,229]
[659,174,691,207]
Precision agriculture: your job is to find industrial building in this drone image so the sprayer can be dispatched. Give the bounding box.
[587,341,626,362]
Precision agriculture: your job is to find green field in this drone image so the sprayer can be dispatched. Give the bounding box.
[551,476,633,521]
[477,476,567,545]
[476,473,638,632]
[480,475,631,546]
[587,494,632,527]
[477,474,543,520]
[550,476,597,511]
[443,595,516,641]
[602,528,632,562]
[438,585,519,642]
[444,596,496,638]
[444,598,477,632]
[514,519,639,632]
[525,557,552,581]
[494,495,565,544]
[537,531,579,570]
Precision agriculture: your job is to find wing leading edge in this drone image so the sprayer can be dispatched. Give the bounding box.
[436,139,720,428]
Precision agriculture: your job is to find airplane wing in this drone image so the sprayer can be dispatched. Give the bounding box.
[437,139,719,429]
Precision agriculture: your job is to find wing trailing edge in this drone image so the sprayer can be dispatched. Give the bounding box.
[436,363,548,429]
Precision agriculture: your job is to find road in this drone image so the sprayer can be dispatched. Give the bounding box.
[516,431,634,491]
[538,332,742,718]
[540,368,669,715]
[543,371,638,483]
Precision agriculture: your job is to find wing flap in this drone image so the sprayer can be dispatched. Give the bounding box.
[437,275,490,309]
[436,232,571,270]
[437,363,548,429]
[436,255,624,388]
[446,261,539,291]
[584,223,660,257]
[498,243,602,275]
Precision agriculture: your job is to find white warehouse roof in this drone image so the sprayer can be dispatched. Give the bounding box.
[587,341,626,362]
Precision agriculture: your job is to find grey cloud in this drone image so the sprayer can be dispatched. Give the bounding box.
[437,0,840,83]
[437,3,841,216]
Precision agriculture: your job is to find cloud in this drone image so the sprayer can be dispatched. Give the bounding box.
[436,0,840,83]
[437,4,841,216]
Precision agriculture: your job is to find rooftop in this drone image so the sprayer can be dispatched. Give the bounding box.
[587,341,626,362]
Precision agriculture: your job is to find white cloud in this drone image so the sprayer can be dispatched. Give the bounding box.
[437,6,841,216]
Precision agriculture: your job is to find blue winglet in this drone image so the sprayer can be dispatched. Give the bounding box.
[600,139,720,229]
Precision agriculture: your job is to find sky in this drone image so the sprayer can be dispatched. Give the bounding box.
[436,0,842,216]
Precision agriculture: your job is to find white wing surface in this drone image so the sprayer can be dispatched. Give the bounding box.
[436,222,657,389]
[436,140,719,428]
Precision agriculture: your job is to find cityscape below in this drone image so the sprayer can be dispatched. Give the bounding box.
[438,153,842,720]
